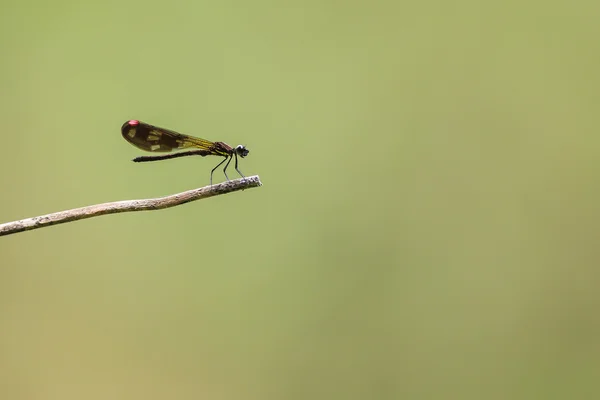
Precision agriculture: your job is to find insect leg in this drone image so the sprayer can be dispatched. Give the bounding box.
[222,155,233,181]
[234,153,245,178]
[210,156,229,185]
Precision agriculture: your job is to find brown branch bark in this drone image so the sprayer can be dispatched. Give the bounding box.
[0,175,262,237]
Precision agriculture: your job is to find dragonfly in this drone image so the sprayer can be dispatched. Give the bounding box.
[121,120,249,185]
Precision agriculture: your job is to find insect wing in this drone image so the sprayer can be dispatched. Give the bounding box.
[121,121,215,153]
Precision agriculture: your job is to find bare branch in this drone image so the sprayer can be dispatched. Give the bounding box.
[0,175,262,237]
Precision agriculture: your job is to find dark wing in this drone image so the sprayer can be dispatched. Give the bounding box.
[121,120,215,153]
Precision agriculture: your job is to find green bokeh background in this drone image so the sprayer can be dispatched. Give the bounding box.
[1,1,599,398]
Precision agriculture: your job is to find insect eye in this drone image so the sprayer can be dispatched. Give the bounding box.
[236,145,249,157]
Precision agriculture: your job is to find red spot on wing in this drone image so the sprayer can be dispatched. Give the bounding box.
[128,120,140,126]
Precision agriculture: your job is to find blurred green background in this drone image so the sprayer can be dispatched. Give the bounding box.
[1,1,599,398]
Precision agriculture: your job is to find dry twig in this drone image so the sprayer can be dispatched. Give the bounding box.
[0,175,262,237]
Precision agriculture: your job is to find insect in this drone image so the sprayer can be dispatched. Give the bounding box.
[121,120,249,185]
